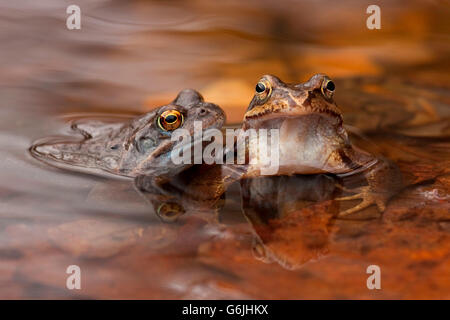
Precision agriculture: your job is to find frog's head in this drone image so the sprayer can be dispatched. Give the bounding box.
[238,74,351,177]
[243,74,342,130]
[30,89,225,178]
[122,89,225,177]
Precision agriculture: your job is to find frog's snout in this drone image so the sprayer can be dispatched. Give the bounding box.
[30,138,97,167]
[30,140,64,160]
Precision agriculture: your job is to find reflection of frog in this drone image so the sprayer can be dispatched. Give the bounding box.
[241,174,339,269]
[30,89,225,181]
[241,74,402,216]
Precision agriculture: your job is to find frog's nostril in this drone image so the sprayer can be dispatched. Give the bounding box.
[199,108,207,115]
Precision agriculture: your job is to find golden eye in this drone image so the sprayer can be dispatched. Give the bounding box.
[255,79,272,101]
[157,110,184,131]
[321,79,335,99]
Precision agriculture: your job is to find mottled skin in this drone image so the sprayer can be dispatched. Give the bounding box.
[31,89,225,181]
[241,74,402,216]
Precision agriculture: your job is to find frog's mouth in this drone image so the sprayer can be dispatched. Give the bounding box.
[243,109,341,130]
[29,137,126,179]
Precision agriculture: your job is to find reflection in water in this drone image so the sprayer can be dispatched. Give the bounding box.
[135,164,227,223]
[135,163,342,269]
[241,175,340,270]
[135,167,405,271]
[135,163,245,222]
[135,165,381,270]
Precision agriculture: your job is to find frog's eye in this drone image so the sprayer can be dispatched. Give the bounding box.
[158,110,184,131]
[321,79,335,99]
[255,79,272,102]
[256,82,266,93]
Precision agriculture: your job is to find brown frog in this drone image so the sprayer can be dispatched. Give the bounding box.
[30,89,226,182]
[240,74,402,216]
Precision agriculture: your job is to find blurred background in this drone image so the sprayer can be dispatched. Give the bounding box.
[0,0,449,299]
[1,0,449,122]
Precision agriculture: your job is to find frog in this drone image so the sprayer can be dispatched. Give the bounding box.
[239,74,403,216]
[30,89,226,183]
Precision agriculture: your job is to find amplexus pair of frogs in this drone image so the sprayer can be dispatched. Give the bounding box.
[31,74,401,217]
